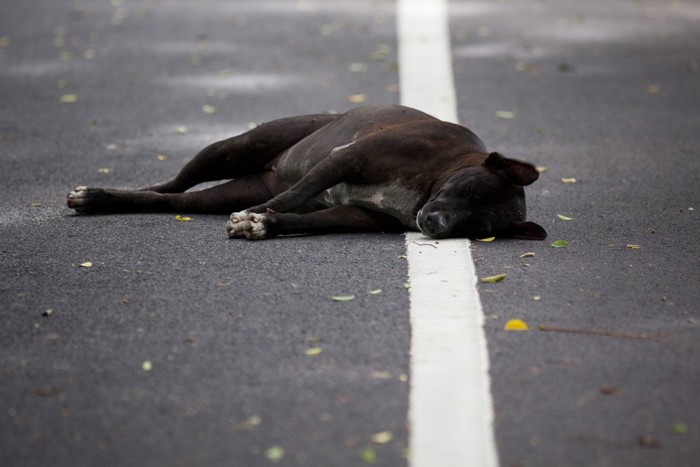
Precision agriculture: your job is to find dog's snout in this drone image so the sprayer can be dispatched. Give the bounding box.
[421,211,450,237]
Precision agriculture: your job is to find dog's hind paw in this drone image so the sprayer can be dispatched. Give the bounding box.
[226,211,269,240]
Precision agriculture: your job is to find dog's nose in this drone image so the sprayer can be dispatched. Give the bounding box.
[422,211,449,236]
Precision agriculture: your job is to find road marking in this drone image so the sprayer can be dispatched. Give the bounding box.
[397,1,499,466]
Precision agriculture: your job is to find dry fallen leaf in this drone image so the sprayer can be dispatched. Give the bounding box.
[371,431,393,444]
[626,244,640,249]
[331,295,355,302]
[504,319,529,331]
[348,62,368,72]
[156,154,168,161]
[59,94,78,103]
[495,110,516,119]
[347,93,367,103]
[520,252,535,258]
[202,104,217,114]
[78,261,93,268]
[561,177,577,183]
[371,371,391,379]
[368,43,392,61]
[481,273,507,283]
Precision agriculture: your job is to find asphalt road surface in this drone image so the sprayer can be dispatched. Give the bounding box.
[1,1,698,466]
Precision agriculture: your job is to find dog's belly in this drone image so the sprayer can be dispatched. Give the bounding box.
[319,182,421,228]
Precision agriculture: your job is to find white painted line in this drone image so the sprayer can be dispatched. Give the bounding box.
[397,0,499,466]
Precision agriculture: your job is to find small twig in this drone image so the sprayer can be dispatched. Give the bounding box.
[538,324,656,340]
[411,241,437,248]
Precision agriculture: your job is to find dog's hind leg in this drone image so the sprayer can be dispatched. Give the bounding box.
[68,174,273,215]
[144,114,339,193]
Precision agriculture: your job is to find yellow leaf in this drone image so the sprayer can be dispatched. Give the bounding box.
[556,214,573,221]
[476,237,496,242]
[347,93,367,103]
[369,289,383,295]
[60,94,78,103]
[305,347,323,356]
[79,261,93,268]
[504,319,529,331]
[520,252,535,258]
[627,244,640,249]
[371,431,393,444]
[481,273,507,283]
[156,154,168,161]
[175,215,192,222]
[561,177,577,183]
[202,104,217,114]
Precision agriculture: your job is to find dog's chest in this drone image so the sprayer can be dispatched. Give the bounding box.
[319,182,421,228]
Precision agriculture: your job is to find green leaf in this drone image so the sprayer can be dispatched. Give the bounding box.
[671,423,688,435]
[481,273,507,283]
[265,446,284,462]
[359,447,377,464]
[551,240,569,248]
[331,295,355,302]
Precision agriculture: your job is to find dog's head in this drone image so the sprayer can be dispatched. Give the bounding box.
[416,152,546,240]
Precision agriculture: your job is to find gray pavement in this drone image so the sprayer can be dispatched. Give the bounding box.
[453,1,699,466]
[1,1,699,466]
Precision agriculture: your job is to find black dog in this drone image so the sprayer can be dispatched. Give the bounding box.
[67,105,546,240]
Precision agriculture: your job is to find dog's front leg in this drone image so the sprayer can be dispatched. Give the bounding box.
[226,206,403,240]
[226,151,362,238]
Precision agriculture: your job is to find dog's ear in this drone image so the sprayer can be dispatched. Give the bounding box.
[497,221,547,240]
[484,152,539,186]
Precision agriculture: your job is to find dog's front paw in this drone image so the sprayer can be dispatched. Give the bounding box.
[67,186,101,213]
[226,211,269,240]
